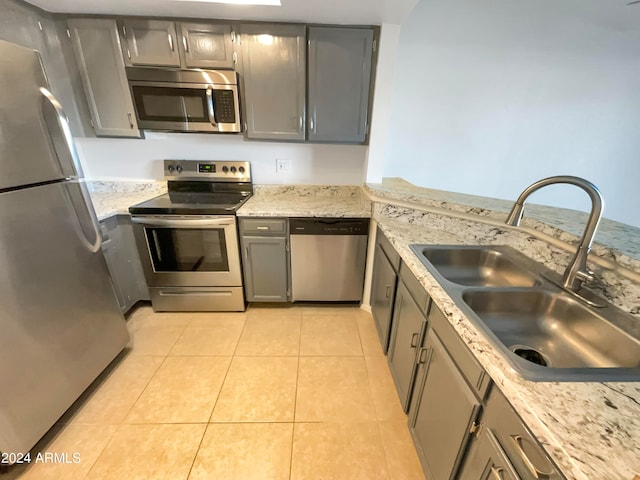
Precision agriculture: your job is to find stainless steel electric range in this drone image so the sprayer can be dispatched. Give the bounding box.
[129,160,252,311]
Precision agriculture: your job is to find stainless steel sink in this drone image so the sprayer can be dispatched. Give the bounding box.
[411,244,640,381]
[415,246,541,287]
[463,289,640,370]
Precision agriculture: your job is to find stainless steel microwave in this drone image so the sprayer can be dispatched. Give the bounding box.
[126,67,241,133]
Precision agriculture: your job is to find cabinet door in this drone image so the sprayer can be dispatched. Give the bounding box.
[240,24,306,141]
[242,236,289,302]
[371,242,398,354]
[410,330,482,480]
[179,22,235,69]
[307,27,374,143]
[457,429,520,480]
[100,216,149,313]
[387,280,426,411]
[122,19,180,67]
[67,18,141,138]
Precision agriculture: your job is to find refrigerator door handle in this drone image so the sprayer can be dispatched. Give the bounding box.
[40,87,83,179]
[63,180,103,253]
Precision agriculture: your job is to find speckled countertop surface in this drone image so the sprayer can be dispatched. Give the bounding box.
[88,178,640,479]
[373,204,640,480]
[237,185,372,218]
[88,180,167,221]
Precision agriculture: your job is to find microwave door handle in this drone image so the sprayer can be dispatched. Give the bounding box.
[40,87,82,179]
[206,86,218,128]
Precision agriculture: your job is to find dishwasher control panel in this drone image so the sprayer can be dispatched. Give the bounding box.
[289,218,370,235]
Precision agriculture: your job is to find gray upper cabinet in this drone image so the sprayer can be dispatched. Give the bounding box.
[0,0,92,137]
[179,22,235,69]
[67,18,141,138]
[307,26,374,144]
[121,19,181,67]
[240,24,306,141]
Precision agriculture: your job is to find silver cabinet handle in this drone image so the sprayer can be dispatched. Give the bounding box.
[256,226,270,230]
[410,332,420,348]
[127,112,134,129]
[168,33,174,51]
[206,86,218,127]
[418,347,429,364]
[299,115,303,132]
[385,285,392,298]
[182,35,189,53]
[510,435,556,479]
[232,51,237,64]
[309,115,315,132]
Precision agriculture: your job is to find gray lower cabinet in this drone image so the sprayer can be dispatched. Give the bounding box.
[240,218,290,302]
[307,26,375,144]
[240,23,306,141]
[475,387,564,480]
[387,265,430,412]
[457,427,520,480]
[100,215,149,313]
[67,18,141,138]
[409,302,491,480]
[370,228,401,353]
[409,327,482,480]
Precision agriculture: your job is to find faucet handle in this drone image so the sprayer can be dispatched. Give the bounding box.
[576,270,595,284]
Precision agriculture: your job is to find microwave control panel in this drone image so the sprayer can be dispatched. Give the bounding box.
[213,90,236,123]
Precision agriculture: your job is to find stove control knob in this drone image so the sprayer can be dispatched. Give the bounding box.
[167,165,175,173]
[222,166,229,173]
[230,166,237,174]
[238,166,245,174]
[176,165,183,173]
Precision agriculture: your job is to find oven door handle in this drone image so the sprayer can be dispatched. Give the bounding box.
[131,217,235,228]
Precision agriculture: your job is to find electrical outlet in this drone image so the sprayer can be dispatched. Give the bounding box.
[276,158,291,173]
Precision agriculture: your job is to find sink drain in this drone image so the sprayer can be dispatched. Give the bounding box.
[509,345,551,367]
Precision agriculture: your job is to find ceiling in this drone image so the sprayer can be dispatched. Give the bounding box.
[26,0,420,25]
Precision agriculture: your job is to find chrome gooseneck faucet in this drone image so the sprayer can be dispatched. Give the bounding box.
[505,175,604,292]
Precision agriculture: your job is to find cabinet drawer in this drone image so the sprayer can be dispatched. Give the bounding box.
[240,218,287,235]
[484,387,564,480]
[399,262,429,316]
[376,227,401,271]
[429,304,490,401]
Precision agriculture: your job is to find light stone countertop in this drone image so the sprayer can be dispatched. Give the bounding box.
[236,185,372,218]
[373,204,640,480]
[86,178,640,479]
[88,180,167,221]
[367,178,640,268]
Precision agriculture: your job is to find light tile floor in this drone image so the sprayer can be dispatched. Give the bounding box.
[3,304,425,480]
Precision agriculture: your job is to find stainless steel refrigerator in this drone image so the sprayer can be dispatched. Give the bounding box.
[0,40,129,456]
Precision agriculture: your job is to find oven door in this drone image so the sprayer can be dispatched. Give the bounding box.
[129,81,241,133]
[131,215,242,287]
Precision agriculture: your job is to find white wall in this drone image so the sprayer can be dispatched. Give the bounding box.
[384,0,640,227]
[77,133,367,185]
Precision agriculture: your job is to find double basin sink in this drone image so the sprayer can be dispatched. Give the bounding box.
[410,244,640,381]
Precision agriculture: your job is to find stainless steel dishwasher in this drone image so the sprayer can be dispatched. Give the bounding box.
[289,218,370,301]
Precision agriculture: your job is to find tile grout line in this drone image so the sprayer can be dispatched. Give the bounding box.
[186,311,246,479]
[288,313,303,480]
